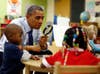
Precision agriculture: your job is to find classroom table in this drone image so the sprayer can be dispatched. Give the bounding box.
[22,44,100,74]
[22,58,53,74]
[22,44,60,74]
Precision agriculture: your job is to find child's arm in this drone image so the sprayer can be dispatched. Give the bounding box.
[31,55,40,60]
[21,50,40,61]
[23,45,41,51]
[89,40,100,52]
[21,50,32,61]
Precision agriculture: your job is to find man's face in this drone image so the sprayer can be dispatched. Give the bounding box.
[27,10,44,29]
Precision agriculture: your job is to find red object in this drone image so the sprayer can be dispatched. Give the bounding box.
[1,23,8,28]
[45,49,99,66]
[5,19,11,24]
[71,23,78,28]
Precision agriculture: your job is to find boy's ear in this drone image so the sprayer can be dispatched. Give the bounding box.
[26,14,30,19]
[8,35,13,41]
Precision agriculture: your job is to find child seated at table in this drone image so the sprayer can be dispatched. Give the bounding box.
[41,26,99,68]
[88,30,100,53]
[0,24,39,74]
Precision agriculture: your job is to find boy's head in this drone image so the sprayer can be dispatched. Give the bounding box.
[63,27,87,50]
[4,24,23,45]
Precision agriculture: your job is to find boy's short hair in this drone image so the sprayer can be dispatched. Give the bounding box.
[4,24,22,42]
[63,27,87,49]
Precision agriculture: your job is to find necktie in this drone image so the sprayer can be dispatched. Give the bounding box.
[28,30,33,45]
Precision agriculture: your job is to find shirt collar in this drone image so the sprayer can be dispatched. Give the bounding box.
[24,17,31,33]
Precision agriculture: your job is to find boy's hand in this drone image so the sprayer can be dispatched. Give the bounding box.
[18,45,23,50]
[31,55,40,60]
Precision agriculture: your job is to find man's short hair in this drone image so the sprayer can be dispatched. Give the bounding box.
[26,5,44,15]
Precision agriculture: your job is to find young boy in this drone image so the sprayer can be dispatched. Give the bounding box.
[41,26,99,68]
[0,24,39,74]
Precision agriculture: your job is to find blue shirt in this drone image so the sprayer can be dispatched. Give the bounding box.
[89,40,100,52]
[0,42,24,74]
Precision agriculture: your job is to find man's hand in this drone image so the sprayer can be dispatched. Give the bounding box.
[39,36,48,45]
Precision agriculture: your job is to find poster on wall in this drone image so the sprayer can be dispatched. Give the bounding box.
[7,0,21,16]
[85,0,95,22]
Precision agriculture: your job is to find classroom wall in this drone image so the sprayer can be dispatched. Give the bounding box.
[55,0,70,18]
[0,0,47,23]
[22,0,47,16]
[70,0,85,22]
[0,0,7,23]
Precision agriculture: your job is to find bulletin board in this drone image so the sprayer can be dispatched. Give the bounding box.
[85,0,95,22]
[7,0,22,16]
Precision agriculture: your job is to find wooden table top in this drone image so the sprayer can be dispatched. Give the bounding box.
[22,59,42,67]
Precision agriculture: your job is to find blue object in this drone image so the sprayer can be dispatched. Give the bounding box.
[0,42,24,74]
[80,11,90,22]
[89,40,100,53]
[73,34,78,39]
[53,15,57,24]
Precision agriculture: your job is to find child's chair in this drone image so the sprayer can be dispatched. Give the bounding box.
[54,62,100,74]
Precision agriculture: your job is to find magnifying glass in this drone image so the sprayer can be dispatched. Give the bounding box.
[43,22,53,36]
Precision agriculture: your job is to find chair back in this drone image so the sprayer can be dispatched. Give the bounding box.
[54,62,100,74]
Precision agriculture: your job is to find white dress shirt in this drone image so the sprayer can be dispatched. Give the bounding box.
[0,34,8,52]
[0,17,42,61]
[10,17,42,45]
